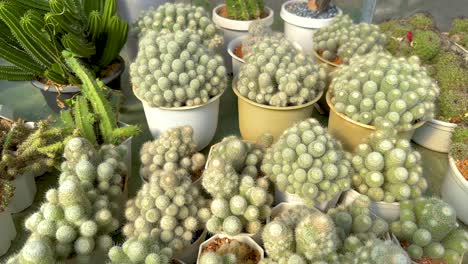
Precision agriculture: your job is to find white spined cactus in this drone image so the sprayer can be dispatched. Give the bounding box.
[131,30,227,108]
[108,235,173,264]
[329,52,439,130]
[261,118,353,207]
[235,36,327,107]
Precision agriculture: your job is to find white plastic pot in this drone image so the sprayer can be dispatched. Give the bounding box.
[8,172,36,214]
[0,210,16,256]
[280,0,341,54]
[197,234,264,264]
[212,4,274,73]
[441,156,468,225]
[412,118,457,153]
[341,189,400,223]
[274,188,341,212]
[174,229,207,264]
[227,35,247,77]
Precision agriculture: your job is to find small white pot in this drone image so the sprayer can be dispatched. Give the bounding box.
[174,229,207,264]
[212,4,274,73]
[412,118,457,153]
[227,35,247,77]
[341,189,400,223]
[8,172,36,214]
[280,0,341,54]
[0,210,16,256]
[274,188,341,212]
[197,234,264,264]
[441,156,468,225]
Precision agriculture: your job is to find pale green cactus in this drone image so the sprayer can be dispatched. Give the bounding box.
[352,239,412,264]
[108,235,173,263]
[199,237,260,264]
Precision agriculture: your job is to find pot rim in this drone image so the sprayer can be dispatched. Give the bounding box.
[212,4,274,31]
[426,118,458,128]
[227,35,247,64]
[233,78,324,111]
[280,0,342,28]
[326,90,426,132]
[448,156,468,189]
[313,49,341,68]
[132,85,225,111]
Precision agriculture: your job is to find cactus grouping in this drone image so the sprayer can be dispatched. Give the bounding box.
[134,3,223,49]
[349,238,412,264]
[449,17,468,49]
[224,0,266,21]
[131,30,227,108]
[199,237,261,264]
[7,137,127,262]
[108,235,173,263]
[390,197,468,263]
[235,37,327,107]
[202,136,273,236]
[329,52,439,129]
[261,118,353,207]
[313,14,387,64]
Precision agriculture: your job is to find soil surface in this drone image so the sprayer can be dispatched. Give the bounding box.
[201,237,261,264]
[455,159,468,180]
[317,49,343,65]
[234,44,244,59]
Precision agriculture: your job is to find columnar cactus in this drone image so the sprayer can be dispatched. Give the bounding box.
[329,52,439,129]
[313,14,387,64]
[134,3,223,49]
[139,126,205,181]
[199,237,261,264]
[202,136,273,236]
[131,30,227,108]
[261,118,353,207]
[235,36,327,107]
[350,123,427,202]
[8,137,127,262]
[108,235,173,263]
[390,197,468,263]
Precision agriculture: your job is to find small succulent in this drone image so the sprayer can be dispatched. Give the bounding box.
[131,30,227,108]
[261,118,353,207]
[235,37,327,107]
[108,235,173,263]
[240,21,285,58]
[314,14,387,64]
[329,52,439,130]
[199,237,261,264]
[134,3,223,49]
[390,197,468,263]
[224,0,266,21]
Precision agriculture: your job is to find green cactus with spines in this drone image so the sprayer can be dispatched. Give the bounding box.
[412,30,441,62]
[108,235,173,264]
[408,13,435,30]
[0,178,14,212]
[224,0,264,20]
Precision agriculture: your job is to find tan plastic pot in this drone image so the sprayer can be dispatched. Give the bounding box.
[326,91,426,152]
[233,83,323,142]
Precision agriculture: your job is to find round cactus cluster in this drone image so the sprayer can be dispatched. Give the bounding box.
[9,138,127,262]
[329,52,439,129]
[261,118,353,207]
[108,234,173,263]
[350,239,412,264]
[390,197,468,263]
[134,3,223,49]
[123,168,210,252]
[131,30,227,108]
[313,14,387,64]
[350,123,427,202]
[235,36,327,107]
[139,126,205,181]
[202,136,273,236]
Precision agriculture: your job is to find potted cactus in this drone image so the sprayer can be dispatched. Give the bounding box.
[212,0,274,73]
[233,37,327,141]
[131,30,227,150]
[390,197,468,264]
[108,235,175,263]
[0,0,127,112]
[280,0,341,54]
[0,179,15,256]
[448,17,468,49]
[262,118,353,210]
[197,235,264,264]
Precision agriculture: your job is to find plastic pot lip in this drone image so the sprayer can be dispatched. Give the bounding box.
[132,85,225,111]
[347,189,400,207]
[448,156,468,189]
[326,90,426,131]
[227,35,247,64]
[31,56,126,93]
[212,4,274,31]
[427,118,458,128]
[280,0,342,29]
[312,49,341,68]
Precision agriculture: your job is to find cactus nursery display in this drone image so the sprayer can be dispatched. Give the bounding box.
[199,236,262,264]
[108,235,174,264]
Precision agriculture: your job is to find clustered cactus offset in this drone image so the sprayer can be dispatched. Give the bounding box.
[131,30,227,108]
[262,118,353,207]
[108,234,173,263]
[199,237,261,264]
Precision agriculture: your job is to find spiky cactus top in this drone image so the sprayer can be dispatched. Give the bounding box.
[139,126,205,181]
[108,234,173,264]
[313,14,387,64]
[7,137,127,263]
[134,3,223,49]
[329,52,439,129]
[202,136,273,236]
[235,36,327,107]
[261,118,353,207]
[131,30,227,108]
[350,123,427,202]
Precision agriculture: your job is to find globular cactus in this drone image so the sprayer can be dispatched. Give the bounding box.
[134,3,223,49]
[108,235,173,263]
[131,30,227,108]
[329,52,439,130]
[139,126,205,181]
[199,237,261,264]
[350,123,427,202]
[240,21,284,57]
[261,118,353,207]
[390,197,468,263]
[352,238,412,264]
[225,0,265,21]
[235,36,327,107]
[202,136,273,236]
[314,14,387,64]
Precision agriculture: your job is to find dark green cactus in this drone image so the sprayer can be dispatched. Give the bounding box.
[225,0,265,20]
